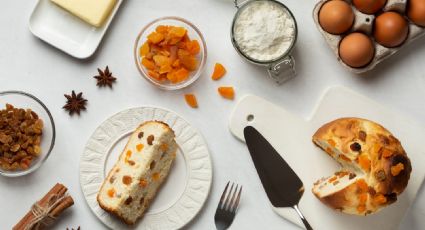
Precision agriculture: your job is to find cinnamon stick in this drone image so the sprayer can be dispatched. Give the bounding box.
[13,183,74,230]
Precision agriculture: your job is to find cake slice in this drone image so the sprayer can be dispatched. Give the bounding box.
[50,0,117,27]
[97,121,177,224]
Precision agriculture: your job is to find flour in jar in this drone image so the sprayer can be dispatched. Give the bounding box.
[233,1,296,61]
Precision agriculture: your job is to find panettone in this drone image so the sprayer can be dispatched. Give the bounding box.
[312,118,411,215]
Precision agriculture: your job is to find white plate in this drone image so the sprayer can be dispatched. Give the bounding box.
[29,0,123,59]
[80,107,212,229]
[229,86,425,230]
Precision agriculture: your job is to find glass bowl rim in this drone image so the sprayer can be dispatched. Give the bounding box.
[133,16,208,90]
[0,90,56,177]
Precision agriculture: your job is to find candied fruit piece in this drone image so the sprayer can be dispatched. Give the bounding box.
[184,94,198,108]
[136,144,144,152]
[391,163,404,176]
[374,194,387,204]
[107,188,115,198]
[147,32,165,44]
[218,86,235,100]
[358,154,371,172]
[212,63,226,80]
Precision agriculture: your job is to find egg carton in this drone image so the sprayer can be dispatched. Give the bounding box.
[313,0,425,74]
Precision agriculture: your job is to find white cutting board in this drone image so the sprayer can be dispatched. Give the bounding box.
[229,86,425,230]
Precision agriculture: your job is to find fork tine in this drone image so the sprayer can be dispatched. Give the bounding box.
[218,181,230,209]
[232,185,243,213]
[224,183,235,210]
[228,184,238,212]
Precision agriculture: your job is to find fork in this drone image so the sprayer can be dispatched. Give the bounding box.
[214,182,243,230]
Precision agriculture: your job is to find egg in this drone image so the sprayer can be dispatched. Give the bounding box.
[374,12,409,47]
[408,0,425,27]
[319,0,355,34]
[353,0,387,14]
[339,32,375,68]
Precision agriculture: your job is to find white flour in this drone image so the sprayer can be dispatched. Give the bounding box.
[233,1,296,61]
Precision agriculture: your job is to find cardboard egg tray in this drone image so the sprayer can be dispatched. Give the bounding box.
[313,0,425,74]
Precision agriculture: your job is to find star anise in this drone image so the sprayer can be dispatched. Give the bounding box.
[63,91,88,116]
[94,66,116,88]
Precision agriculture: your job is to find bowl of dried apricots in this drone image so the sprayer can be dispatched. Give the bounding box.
[134,16,207,90]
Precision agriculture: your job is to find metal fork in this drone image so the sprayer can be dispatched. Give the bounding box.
[214,182,243,230]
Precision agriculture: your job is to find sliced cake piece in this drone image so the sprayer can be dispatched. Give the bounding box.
[97,121,177,224]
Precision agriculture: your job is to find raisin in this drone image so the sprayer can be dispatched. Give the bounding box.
[127,160,135,166]
[147,135,154,145]
[150,161,156,170]
[125,196,133,205]
[350,142,361,152]
[349,173,356,180]
[109,175,116,183]
[138,132,144,139]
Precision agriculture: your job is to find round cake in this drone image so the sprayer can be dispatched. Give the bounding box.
[312,118,411,215]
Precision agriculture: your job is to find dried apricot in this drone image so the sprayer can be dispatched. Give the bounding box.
[186,40,200,55]
[141,58,155,70]
[218,86,235,100]
[184,94,198,108]
[212,63,226,80]
[147,32,164,44]
[140,25,200,84]
[140,42,150,56]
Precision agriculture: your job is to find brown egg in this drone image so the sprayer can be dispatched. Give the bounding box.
[339,32,375,68]
[319,0,355,34]
[374,12,409,47]
[408,0,425,27]
[353,0,387,14]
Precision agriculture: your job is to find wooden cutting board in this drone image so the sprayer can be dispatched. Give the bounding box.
[229,86,425,230]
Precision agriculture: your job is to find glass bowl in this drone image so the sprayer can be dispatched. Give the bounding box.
[134,16,207,90]
[0,91,55,177]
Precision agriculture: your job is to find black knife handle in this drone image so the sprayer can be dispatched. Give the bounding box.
[293,204,313,230]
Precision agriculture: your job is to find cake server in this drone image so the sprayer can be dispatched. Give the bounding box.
[243,126,312,230]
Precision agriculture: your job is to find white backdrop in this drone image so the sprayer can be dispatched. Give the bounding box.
[0,0,424,229]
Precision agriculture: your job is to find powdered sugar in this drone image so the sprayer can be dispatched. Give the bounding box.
[233,0,296,61]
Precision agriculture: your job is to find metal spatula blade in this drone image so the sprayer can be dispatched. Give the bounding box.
[244,126,313,230]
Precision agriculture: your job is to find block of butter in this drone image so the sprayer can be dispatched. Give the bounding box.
[50,0,117,27]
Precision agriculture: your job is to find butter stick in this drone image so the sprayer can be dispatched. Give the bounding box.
[50,0,117,27]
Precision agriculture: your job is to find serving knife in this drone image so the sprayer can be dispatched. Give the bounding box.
[243,126,312,230]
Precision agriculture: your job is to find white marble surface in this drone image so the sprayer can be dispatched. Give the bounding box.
[0,0,424,229]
